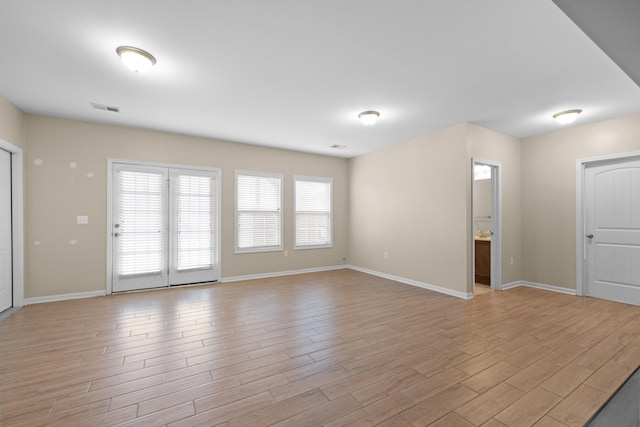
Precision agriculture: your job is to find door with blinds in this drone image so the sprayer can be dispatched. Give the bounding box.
[112,163,219,292]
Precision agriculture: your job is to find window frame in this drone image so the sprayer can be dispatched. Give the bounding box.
[235,170,284,254]
[294,175,333,250]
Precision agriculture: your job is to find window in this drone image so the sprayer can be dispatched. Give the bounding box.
[294,175,332,249]
[172,171,215,272]
[116,168,166,277]
[235,170,283,253]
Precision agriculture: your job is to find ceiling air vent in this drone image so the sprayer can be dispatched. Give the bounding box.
[90,102,120,113]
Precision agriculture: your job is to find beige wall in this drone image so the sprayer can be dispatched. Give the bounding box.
[24,115,349,298]
[0,96,26,149]
[521,113,640,289]
[348,124,470,294]
[348,122,523,295]
[16,95,640,300]
[466,123,522,286]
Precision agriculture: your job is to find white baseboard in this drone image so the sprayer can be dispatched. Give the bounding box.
[501,281,522,290]
[348,265,472,300]
[24,290,107,305]
[20,272,576,307]
[222,265,348,283]
[521,281,577,296]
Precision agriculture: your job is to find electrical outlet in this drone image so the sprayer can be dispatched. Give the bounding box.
[510,257,514,265]
[384,252,388,259]
[77,215,89,225]
[284,250,289,257]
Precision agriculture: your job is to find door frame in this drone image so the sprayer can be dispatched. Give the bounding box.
[0,138,24,308]
[575,150,640,297]
[471,158,502,293]
[106,158,222,294]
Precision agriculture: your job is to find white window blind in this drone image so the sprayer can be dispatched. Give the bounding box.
[176,174,214,271]
[118,170,165,276]
[295,176,332,249]
[236,171,283,252]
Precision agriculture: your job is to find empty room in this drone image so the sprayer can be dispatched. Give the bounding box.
[1,1,640,426]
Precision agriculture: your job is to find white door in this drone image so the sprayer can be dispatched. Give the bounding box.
[0,149,12,311]
[112,163,219,292]
[113,165,169,292]
[585,158,640,306]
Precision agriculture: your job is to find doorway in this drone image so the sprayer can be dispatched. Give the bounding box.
[108,160,221,293]
[472,159,502,296]
[578,153,640,306]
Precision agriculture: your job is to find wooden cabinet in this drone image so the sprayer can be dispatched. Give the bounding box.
[475,239,491,285]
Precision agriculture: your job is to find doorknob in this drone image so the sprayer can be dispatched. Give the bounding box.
[586,234,594,239]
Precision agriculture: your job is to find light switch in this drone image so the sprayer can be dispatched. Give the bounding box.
[77,215,89,225]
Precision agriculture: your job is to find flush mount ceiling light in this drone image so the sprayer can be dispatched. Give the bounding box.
[358,110,380,126]
[553,109,582,124]
[116,46,156,73]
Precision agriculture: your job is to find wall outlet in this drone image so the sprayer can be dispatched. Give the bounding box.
[510,257,514,265]
[384,252,388,259]
[284,250,289,257]
[77,215,89,225]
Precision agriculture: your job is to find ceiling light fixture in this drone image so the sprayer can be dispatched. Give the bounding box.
[116,46,156,73]
[358,110,380,126]
[553,109,582,124]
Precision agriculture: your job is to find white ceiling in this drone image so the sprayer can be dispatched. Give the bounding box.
[1,0,639,158]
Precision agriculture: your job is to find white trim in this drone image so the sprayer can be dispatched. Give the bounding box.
[222,265,347,283]
[0,139,24,308]
[24,290,107,305]
[107,158,222,173]
[472,158,502,293]
[348,265,472,300]
[521,281,577,296]
[106,160,113,294]
[576,151,640,297]
[501,281,522,290]
[501,280,577,295]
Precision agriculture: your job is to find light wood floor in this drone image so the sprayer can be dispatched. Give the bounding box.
[1,269,639,427]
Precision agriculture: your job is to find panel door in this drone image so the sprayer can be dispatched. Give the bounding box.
[585,158,640,306]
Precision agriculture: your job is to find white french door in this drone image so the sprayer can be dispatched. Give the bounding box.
[585,157,640,306]
[0,148,12,311]
[111,162,219,292]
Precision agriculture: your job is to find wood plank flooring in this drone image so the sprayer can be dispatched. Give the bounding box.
[1,269,639,426]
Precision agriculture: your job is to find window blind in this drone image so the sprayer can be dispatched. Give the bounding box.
[118,170,165,276]
[295,176,332,248]
[236,171,282,252]
[176,174,214,271]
